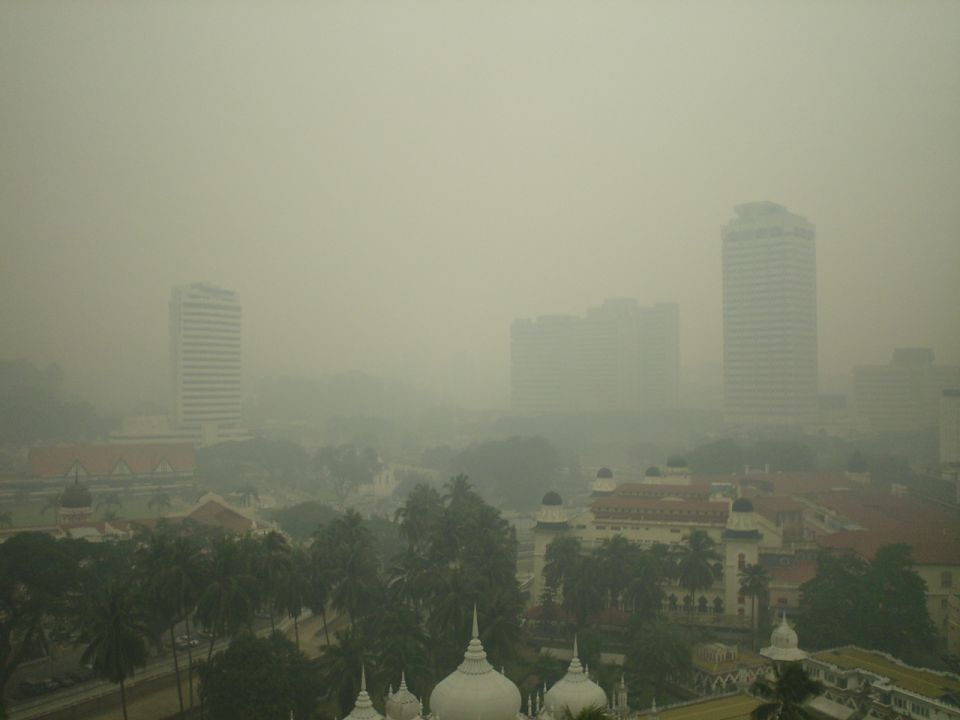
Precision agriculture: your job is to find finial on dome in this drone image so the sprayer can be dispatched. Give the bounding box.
[573,633,579,659]
[652,697,658,711]
[400,671,407,691]
[361,664,367,692]
[472,604,479,639]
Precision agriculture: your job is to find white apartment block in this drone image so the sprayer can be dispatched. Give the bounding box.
[510,299,679,416]
[722,201,818,427]
[170,283,250,445]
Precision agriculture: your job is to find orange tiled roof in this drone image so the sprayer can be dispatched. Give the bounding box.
[615,483,713,499]
[816,524,960,566]
[186,500,255,533]
[29,443,196,478]
[592,496,729,522]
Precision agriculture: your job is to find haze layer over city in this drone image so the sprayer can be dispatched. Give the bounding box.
[2,1,958,411]
[2,3,960,720]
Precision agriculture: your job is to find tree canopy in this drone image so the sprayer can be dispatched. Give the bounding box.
[797,545,936,665]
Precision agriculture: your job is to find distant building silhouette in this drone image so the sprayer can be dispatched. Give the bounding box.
[169,283,250,444]
[854,348,960,434]
[510,299,679,415]
[722,202,818,427]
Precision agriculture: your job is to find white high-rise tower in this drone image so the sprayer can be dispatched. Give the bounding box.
[170,283,248,444]
[722,202,818,427]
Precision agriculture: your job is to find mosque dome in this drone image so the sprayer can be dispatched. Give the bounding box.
[429,609,521,720]
[731,498,754,513]
[60,481,92,509]
[543,638,608,717]
[760,612,807,662]
[541,491,563,506]
[591,467,616,496]
[723,496,761,539]
[345,668,384,720]
[385,674,420,720]
[596,467,613,479]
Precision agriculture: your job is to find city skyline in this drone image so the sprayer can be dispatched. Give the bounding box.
[1,2,958,412]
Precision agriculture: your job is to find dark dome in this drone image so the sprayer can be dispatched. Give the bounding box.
[666,455,687,468]
[541,491,563,506]
[732,498,754,513]
[596,467,613,479]
[60,482,92,509]
[645,466,662,477]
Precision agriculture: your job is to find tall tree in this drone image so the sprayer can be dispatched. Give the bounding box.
[751,663,823,720]
[625,616,692,697]
[0,533,80,718]
[195,538,257,661]
[675,531,720,621]
[739,563,771,640]
[78,582,150,720]
[199,633,315,720]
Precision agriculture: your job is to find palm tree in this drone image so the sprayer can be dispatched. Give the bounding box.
[543,536,583,591]
[751,662,823,719]
[195,537,257,662]
[148,491,172,516]
[316,626,376,717]
[675,531,720,622]
[596,535,635,609]
[739,563,770,640]
[276,547,309,650]
[395,483,443,552]
[305,543,333,646]
[79,582,150,720]
[255,531,292,633]
[168,535,205,710]
[136,532,187,719]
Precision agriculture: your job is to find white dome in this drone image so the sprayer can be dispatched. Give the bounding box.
[543,638,608,717]
[386,674,421,720]
[760,613,808,662]
[346,668,384,720]
[429,610,521,720]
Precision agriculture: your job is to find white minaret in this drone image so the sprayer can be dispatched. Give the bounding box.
[723,497,762,622]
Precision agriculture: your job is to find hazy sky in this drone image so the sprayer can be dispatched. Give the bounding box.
[2,1,958,411]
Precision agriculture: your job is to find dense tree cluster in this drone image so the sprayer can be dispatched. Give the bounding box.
[797,545,937,665]
[447,435,572,510]
[0,475,523,720]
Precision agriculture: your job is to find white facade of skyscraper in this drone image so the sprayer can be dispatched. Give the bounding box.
[722,202,818,427]
[170,283,249,444]
[510,299,679,415]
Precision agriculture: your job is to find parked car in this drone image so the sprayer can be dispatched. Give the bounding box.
[67,666,95,683]
[18,679,50,697]
[51,674,75,688]
[175,635,200,649]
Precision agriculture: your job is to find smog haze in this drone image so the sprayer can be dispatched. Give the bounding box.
[2,1,958,411]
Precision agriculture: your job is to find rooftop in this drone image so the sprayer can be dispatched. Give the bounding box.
[810,647,960,701]
[30,443,196,478]
[640,693,760,719]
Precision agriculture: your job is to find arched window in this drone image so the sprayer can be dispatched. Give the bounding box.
[737,553,746,570]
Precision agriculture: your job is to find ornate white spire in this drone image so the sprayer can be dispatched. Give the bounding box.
[345,665,383,720]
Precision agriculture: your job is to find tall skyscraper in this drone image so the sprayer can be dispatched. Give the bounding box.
[722,202,818,427]
[510,299,679,415]
[170,283,248,444]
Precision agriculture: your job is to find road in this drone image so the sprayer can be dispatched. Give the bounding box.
[7,610,337,720]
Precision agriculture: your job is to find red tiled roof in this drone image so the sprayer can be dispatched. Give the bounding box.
[186,500,255,533]
[29,443,196,477]
[816,524,960,566]
[765,560,817,585]
[615,483,713,500]
[592,496,729,522]
[751,495,807,523]
[803,489,956,529]
[692,472,855,495]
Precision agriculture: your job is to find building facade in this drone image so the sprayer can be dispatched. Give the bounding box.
[854,348,960,435]
[722,202,818,427]
[511,299,679,415]
[170,283,250,444]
